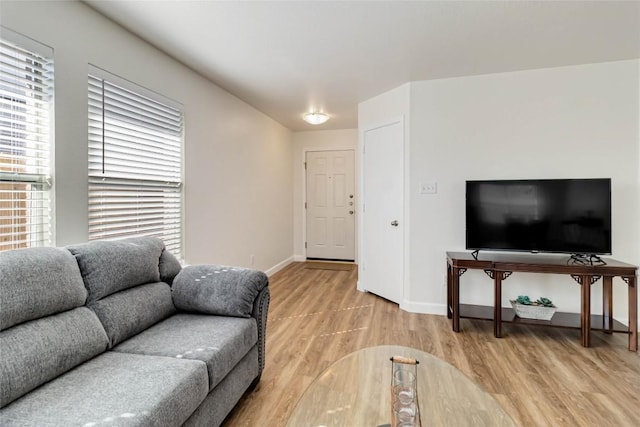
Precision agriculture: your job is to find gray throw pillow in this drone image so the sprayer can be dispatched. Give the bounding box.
[172,265,268,318]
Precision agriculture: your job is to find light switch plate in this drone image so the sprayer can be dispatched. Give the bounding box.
[419,181,437,194]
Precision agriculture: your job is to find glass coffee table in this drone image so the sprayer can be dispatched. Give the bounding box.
[286,345,515,427]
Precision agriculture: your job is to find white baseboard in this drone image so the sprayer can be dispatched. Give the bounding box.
[400,300,447,316]
[355,281,445,315]
[265,256,295,277]
[293,255,305,262]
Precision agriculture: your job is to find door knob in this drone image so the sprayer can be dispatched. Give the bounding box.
[391,220,399,227]
[349,210,354,215]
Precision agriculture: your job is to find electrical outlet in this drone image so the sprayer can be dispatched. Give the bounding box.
[419,181,437,194]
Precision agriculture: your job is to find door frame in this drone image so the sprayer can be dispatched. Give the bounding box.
[302,147,358,261]
[358,116,410,306]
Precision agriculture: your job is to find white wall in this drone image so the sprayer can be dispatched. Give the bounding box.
[360,61,639,323]
[637,70,640,279]
[292,129,358,260]
[1,1,293,273]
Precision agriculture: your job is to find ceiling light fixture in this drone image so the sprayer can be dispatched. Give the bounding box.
[303,112,330,125]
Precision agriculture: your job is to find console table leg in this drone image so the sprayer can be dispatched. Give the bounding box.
[629,276,637,352]
[452,267,460,332]
[603,276,613,333]
[447,264,453,320]
[494,273,502,338]
[581,275,592,347]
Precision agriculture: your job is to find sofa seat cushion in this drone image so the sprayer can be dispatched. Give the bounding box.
[113,314,258,391]
[0,352,208,427]
[183,346,260,427]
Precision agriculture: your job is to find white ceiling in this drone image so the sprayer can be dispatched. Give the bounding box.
[84,1,640,131]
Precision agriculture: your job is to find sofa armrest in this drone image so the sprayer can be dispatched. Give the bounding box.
[251,286,270,376]
[172,265,268,319]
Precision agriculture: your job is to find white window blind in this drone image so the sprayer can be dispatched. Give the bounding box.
[88,71,183,258]
[0,33,53,251]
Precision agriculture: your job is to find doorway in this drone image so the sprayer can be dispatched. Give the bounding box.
[305,150,356,261]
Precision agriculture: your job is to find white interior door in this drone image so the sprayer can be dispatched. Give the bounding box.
[306,150,356,261]
[361,120,404,304]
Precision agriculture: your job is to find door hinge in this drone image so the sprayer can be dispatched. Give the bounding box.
[305,242,307,248]
[304,202,307,209]
[304,162,307,170]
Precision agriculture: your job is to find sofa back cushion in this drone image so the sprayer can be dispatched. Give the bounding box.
[159,247,182,285]
[0,247,87,331]
[67,237,164,303]
[89,282,176,348]
[0,307,109,408]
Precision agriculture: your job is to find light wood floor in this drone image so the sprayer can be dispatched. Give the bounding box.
[224,262,640,426]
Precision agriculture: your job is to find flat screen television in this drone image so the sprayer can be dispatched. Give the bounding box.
[466,178,611,255]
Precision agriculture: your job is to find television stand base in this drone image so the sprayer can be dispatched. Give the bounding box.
[446,251,638,351]
[471,249,479,260]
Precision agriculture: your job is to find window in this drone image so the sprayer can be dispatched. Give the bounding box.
[88,68,183,258]
[0,31,53,251]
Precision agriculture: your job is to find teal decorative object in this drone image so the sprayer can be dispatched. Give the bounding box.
[535,297,554,307]
[511,295,556,320]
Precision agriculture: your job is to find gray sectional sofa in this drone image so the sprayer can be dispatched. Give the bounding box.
[0,237,270,426]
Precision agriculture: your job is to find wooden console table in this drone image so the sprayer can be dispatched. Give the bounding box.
[446,251,638,351]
